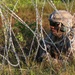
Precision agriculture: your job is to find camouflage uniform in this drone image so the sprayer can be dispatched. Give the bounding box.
[36,10,75,62]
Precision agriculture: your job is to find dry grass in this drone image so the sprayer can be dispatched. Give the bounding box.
[0,1,75,75]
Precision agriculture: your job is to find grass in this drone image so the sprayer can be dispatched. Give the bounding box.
[0,1,75,75]
[0,58,75,75]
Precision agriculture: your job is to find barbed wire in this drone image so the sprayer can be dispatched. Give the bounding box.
[0,0,75,72]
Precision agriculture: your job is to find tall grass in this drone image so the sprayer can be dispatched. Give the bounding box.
[0,0,75,75]
[0,58,75,75]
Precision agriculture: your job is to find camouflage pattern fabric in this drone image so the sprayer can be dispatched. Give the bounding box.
[36,32,71,62]
[36,10,75,62]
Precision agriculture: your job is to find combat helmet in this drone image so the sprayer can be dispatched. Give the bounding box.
[49,10,73,32]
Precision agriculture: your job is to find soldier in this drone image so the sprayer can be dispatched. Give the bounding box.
[36,10,74,62]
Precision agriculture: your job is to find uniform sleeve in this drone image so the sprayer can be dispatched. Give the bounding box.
[36,33,52,62]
